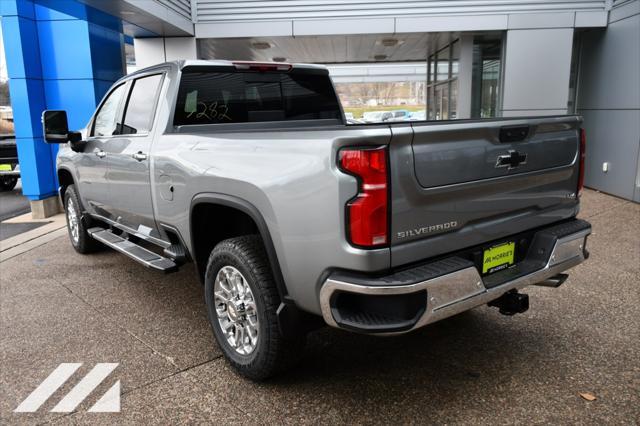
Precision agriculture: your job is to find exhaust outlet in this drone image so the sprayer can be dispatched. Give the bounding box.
[488,290,529,316]
[534,273,569,288]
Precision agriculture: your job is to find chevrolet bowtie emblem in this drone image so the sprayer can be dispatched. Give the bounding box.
[496,150,527,170]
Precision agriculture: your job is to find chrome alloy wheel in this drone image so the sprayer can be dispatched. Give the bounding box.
[214,266,259,355]
[66,197,80,244]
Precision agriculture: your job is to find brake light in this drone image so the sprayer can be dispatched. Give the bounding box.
[232,61,292,72]
[578,128,586,196]
[339,147,388,247]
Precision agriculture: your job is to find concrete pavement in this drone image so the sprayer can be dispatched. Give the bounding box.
[1,189,638,424]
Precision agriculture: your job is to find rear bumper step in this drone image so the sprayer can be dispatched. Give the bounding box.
[319,219,591,334]
[88,227,178,273]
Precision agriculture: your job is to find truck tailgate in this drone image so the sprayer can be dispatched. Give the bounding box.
[389,116,582,267]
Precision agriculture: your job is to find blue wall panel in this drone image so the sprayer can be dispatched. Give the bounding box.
[43,79,101,129]
[37,19,93,80]
[88,24,126,82]
[33,0,88,21]
[1,16,42,80]
[7,78,46,139]
[0,0,35,19]
[14,137,58,199]
[1,0,124,201]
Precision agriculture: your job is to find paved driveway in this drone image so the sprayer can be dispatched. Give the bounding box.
[0,180,30,222]
[1,189,638,424]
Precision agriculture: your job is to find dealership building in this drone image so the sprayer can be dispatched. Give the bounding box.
[1,0,639,216]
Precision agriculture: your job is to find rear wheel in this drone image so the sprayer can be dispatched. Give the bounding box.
[204,235,305,380]
[64,185,101,254]
[0,176,17,191]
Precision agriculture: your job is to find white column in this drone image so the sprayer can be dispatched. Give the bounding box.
[501,28,574,117]
[164,37,197,61]
[133,38,165,69]
[133,37,197,69]
[457,34,474,119]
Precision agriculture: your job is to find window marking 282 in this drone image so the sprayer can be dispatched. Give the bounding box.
[188,101,232,122]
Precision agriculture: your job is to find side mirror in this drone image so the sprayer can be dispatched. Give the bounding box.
[42,110,71,143]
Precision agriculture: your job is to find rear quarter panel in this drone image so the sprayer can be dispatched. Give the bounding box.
[151,125,392,314]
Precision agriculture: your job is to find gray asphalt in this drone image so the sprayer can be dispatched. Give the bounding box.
[0,189,638,424]
[0,180,30,222]
[0,180,40,241]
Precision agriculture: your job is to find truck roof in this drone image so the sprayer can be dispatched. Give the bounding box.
[125,60,329,80]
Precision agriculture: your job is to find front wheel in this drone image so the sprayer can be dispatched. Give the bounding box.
[0,176,18,191]
[63,185,101,254]
[204,235,305,380]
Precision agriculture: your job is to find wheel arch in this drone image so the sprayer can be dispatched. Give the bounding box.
[189,193,289,301]
[57,167,75,198]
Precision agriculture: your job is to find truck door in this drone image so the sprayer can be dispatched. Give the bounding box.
[104,73,164,238]
[76,83,127,217]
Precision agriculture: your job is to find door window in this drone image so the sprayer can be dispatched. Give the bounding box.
[121,74,164,135]
[92,84,126,137]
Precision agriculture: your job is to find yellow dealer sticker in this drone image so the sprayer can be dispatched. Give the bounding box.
[0,164,12,171]
[483,242,515,274]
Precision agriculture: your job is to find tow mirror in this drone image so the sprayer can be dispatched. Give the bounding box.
[42,110,72,143]
[42,110,83,150]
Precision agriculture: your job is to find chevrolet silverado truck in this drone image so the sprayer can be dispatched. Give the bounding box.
[42,60,591,380]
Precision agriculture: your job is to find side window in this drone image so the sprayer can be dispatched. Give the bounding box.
[92,84,126,137]
[121,74,163,135]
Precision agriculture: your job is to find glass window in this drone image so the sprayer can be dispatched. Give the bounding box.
[174,70,342,126]
[92,84,126,137]
[471,36,502,118]
[450,80,458,119]
[121,74,163,135]
[434,84,449,120]
[436,47,450,82]
[426,38,461,120]
[451,40,460,80]
[427,59,434,85]
[567,33,581,113]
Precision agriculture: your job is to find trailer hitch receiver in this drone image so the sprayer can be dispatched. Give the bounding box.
[488,290,529,316]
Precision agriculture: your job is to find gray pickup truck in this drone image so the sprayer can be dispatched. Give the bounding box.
[42,60,591,380]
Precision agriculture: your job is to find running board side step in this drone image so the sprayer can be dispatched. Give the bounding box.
[88,227,178,273]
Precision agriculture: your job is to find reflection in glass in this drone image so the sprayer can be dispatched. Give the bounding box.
[471,35,502,118]
[451,40,460,80]
[427,38,460,120]
[450,80,458,119]
[436,46,450,82]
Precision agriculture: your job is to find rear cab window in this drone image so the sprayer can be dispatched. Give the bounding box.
[173,66,343,127]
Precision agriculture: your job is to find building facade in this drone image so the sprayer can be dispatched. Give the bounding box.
[1,0,639,214]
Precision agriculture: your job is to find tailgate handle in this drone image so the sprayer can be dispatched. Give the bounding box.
[499,125,529,143]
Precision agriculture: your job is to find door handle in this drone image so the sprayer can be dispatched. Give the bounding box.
[94,149,106,159]
[132,151,148,162]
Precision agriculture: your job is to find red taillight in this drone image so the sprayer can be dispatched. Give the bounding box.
[232,61,292,72]
[339,147,388,248]
[578,128,586,195]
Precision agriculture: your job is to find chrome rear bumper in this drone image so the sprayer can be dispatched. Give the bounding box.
[319,221,591,334]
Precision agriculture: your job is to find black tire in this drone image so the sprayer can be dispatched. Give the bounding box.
[63,185,101,254]
[0,177,18,191]
[204,235,305,381]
